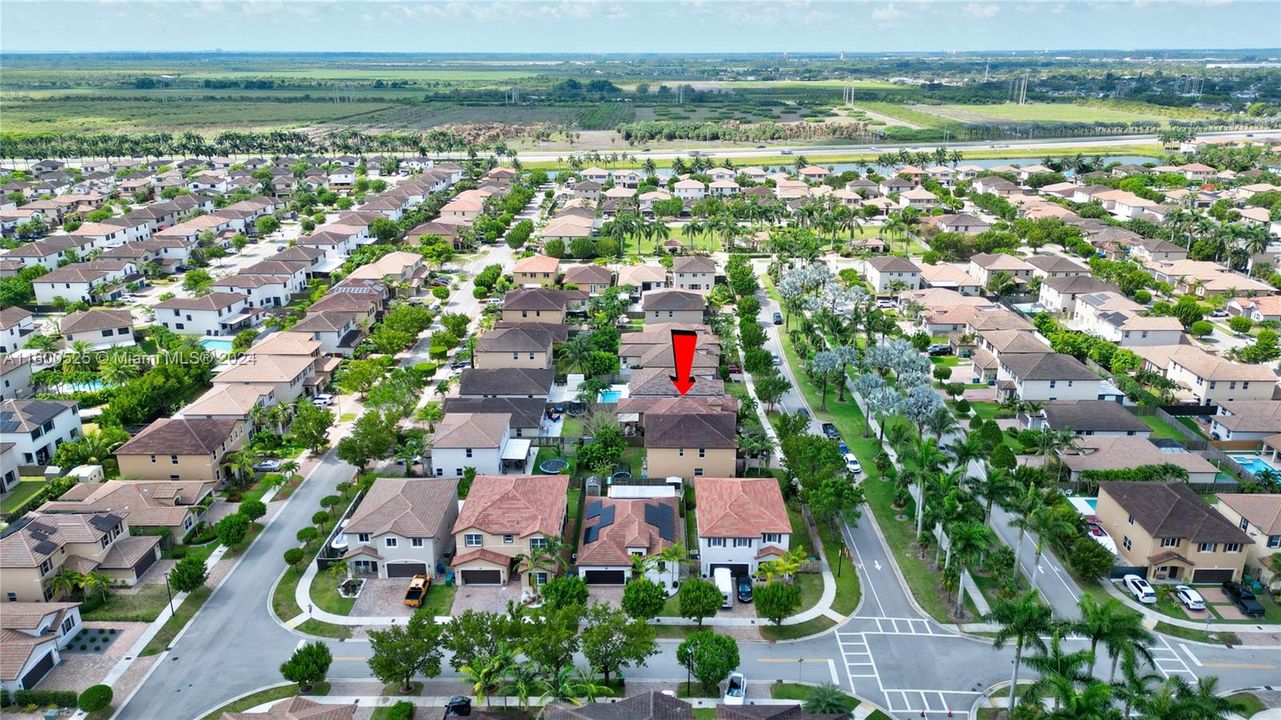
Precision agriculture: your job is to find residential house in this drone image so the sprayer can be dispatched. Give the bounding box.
[1140,344,1277,406]
[1093,312,1184,347]
[617,264,669,293]
[472,326,555,370]
[457,368,553,400]
[179,383,277,423]
[898,187,938,211]
[1228,295,1281,323]
[1062,440,1219,485]
[628,366,725,399]
[443,397,544,439]
[115,418,247,485]
[289,312,365,357]
[1095,482,1251,583]
[39,480,214,544]
[642,289,705,325]
[561,264,613,296]
[693,477,790,578]
[439,191,487,222]
[919,263,983,296]
[671,256,716,293]
[512,255,561,288]
[1,356,34,401]
[864,256,922,295]
[32,263,128,305]
[576,496,682,589]
[341,477,459,579]
[644,401,737,479]
[999,352,1100,402]
[968,253,1036,288]
[429,412,531,477]
[1026,255,1089,280]
[502,288,570,325]
[0,307,35,354]
[212,353,317,403]
[1210,401,1281,441]
[0,601,82,692]
[1,399,82,466]
[1029,400,1151,437]
[930,213,990,235]
[210,273,298,310]
[1039,276,1118,315]
[154,292,259,336]
[1214,494,1281,586]
[0,512,159,602]
[58,309,135,350]
[673,179,705,201]
[450,474,569,586]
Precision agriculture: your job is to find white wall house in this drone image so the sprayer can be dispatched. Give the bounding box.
[693,477,791,579]
[1,399,83,466]
[154,292,259,336]
[341,478,459,579]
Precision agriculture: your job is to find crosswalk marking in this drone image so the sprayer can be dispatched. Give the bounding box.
[1151,636,1196,678]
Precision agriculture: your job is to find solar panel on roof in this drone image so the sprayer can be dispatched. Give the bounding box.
[89,515,119,531]
[583,525,601,544]
[26,521,54,535]
[586,499,603,519]
[597,505,615,529]
[32,540,58,555]
[645,503,676,542]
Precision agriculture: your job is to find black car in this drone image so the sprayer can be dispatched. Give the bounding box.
[444,696,472,717]
[772,311,784,325]
[821,422,840,440]
[736,577,754,603]
[1222,581,1266,618]
[450,360,471,370]
[927,344,953,356]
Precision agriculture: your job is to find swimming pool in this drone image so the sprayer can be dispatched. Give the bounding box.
[54,380,105,393]
[199,337,235,355]
[1230,454,1281,480]
[1067,496,1098,516]
[598,390,622,404]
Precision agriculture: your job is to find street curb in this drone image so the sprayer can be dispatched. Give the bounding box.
[187,681,294,720]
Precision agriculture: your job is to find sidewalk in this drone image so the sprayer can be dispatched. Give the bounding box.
[1099,574,1281,634]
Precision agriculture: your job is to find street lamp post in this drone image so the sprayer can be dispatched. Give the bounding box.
[163,573,174,616]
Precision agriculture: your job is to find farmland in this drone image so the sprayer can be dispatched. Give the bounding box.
[917,100,1226,126]
[0,97,395,133]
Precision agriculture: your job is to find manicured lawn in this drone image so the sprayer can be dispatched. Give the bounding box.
[760,615,836,641]
[1,480,46,514]
[272,565,353,639]
[693,709,717,720]
[310,571,356,615]
[198,683,329,720]
[1154,620,1239,645]
[81,583,172,622]
[417,582,457,617]
[771,682,859,713]
[142,585,211,656]
[754,573,824,624]
[1227,692,1267,718]
[618,446,646,476]
[969,401,1006,421]
[1176,415,1209,439]
[1139,414,1186,441]
[562,416,584,440]
[786,503,811,558]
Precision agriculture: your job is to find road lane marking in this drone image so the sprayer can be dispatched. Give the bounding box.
[1179,643,1202,668]
[1202,662,1276,670]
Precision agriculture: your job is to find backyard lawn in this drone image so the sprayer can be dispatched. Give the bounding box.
[81,583,172,623]
[1,480,45,515]
[1139,414,1187,441]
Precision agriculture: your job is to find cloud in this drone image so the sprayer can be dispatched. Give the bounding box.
[870,3,905,24]
[963,2,1001,18]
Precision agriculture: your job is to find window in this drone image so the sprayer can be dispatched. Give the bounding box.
[1197,542,1216,553]
[358,533,370,543]
[1224,543,1242,553]
[465,448,473,458]
[411,538,424,548]
[698,448,706,458]
[693,468,704,477]
[6,593,16,602]
[503,534,515,544]
[39,559,52,576]
[1160,537,1179,548]
[707,538,726,548]
[101,329,113,337]
[385,537,398,548]
[733,538,752,548]
[61,617,76,634]
[535,572,549,586]
[678,449,684,457]
[464,534,483,547]
[531,537,548,548]
[1240,518,1250,531]
[1127,514,1134,525]
[762,533,782,544]
[170,455,179,464]
[1268,535,1281,549]
[1122,536,1132,551]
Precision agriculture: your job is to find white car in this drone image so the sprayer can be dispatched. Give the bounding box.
[1123,574,1157,604]
[843,452,863,475]
[312,393,334,407]
[1175,585,1205,611]
[723,672,746,705]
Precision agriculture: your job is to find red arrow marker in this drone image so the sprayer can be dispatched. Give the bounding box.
[670,329,698,396]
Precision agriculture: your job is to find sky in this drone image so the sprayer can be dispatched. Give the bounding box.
[2,0,1279,54]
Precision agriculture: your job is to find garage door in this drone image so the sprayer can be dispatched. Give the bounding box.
[460,569,502,585]
[583,570,626,585]
[20,648,55,690]
[709,563,749,578]
[387,562,428,578]
[133,547,157,578]
[1192,568,1235,584]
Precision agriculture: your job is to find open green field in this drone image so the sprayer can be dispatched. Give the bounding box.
[851,101,961,129]
[1,98,394,133]
[918,100,1220,125]
[185,68,540,82]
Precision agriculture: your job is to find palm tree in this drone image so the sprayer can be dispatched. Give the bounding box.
[946,521,992,616]
[224,451,257,489]
[1024,631,1096,711]
[803,684,853,715]
[73,429,127,466]
[1112,652,1163,718]
[1074,594,1154,681]
[51,568,84,600]
[414,402,444,432]
[966,466,1012,523]
[1029,503,1076,595]
[1048,681,1119,720]
[460,647,515,708]
[516,537,565,591]
[985,590,1054,708]
[81,571,113,602]
[556,333,595,376]
[654,542,686,589]
[1007,483,1050,590]
[279,460,300,481]
[501,663,540,710]
[100,356,140,385]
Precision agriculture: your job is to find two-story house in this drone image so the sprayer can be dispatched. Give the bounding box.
[512,255,561,287]
[561,264,613,296]
[693,477,790,579]
[114,417,247,484]
[671,256,716,293]
[0,601,82,692]
[457,368,553,400]
[576,496,682,589]
[502,288,570,325]
[1,399,82,467]
[0,308,35,355]
[1214,494,1281,588]
[1096,482,1252,583]
[212,353,317,403]
[154,292,260,337]
[39,480,214,544]
[472,326,555,370]
[864,256,922,295]
[450,474,569,586]
[430,412,530,477]
[341,477,459,579]
[644,403,737,479]
[998,352,1100,402]
[642,289,705,326]
[0,512,160,602]
[58,309,135,350]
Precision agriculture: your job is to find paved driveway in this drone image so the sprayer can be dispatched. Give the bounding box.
[349,579,414,618]
[451,580,525,614]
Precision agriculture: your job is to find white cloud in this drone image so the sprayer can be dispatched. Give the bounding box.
[871,3,905,24]
[963,2,1001,18]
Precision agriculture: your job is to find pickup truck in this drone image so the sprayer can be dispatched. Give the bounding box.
[1222,580,1265,618]
[404,574,430,608]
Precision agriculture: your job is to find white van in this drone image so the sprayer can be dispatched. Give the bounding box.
[713,568,733,609]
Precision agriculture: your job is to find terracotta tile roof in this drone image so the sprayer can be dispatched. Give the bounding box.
[694,477,789,538]
[220,696,357,720]
[577,497,681,568]
[513,255,560,274]
[154,292,247,311]
[346,477,458,538]
[100,535,160,569]
[451,547,514,567]
[40,480,212,529]
[452,475,568,538]
[0,628,56,681]
[866,256,921,273]
[58,308,133,335]
[475,326,555,354]
[0,512,123,568]
[431,413,510,449]
[214,354,314,384]
[503,287,570,311]
[542,690,693,720]
[642,289,705,312]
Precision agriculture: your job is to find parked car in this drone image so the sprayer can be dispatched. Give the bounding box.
[1222,580,1266,618]
[450,360,471,370]
[844,452,863,475]
[723,672,747,705]
[312,393,334,407]
[927,344,953,356]
[444,696,472,717]
[772,311,784,325]
[1210,309,1229,318]
[876,299,896,309]
[251,459,281,472]
[821,422,840,440]
[771,352,782,366]
[736,577,754,603]
[1174,585,1205,611]
[1123,574,1157,604]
